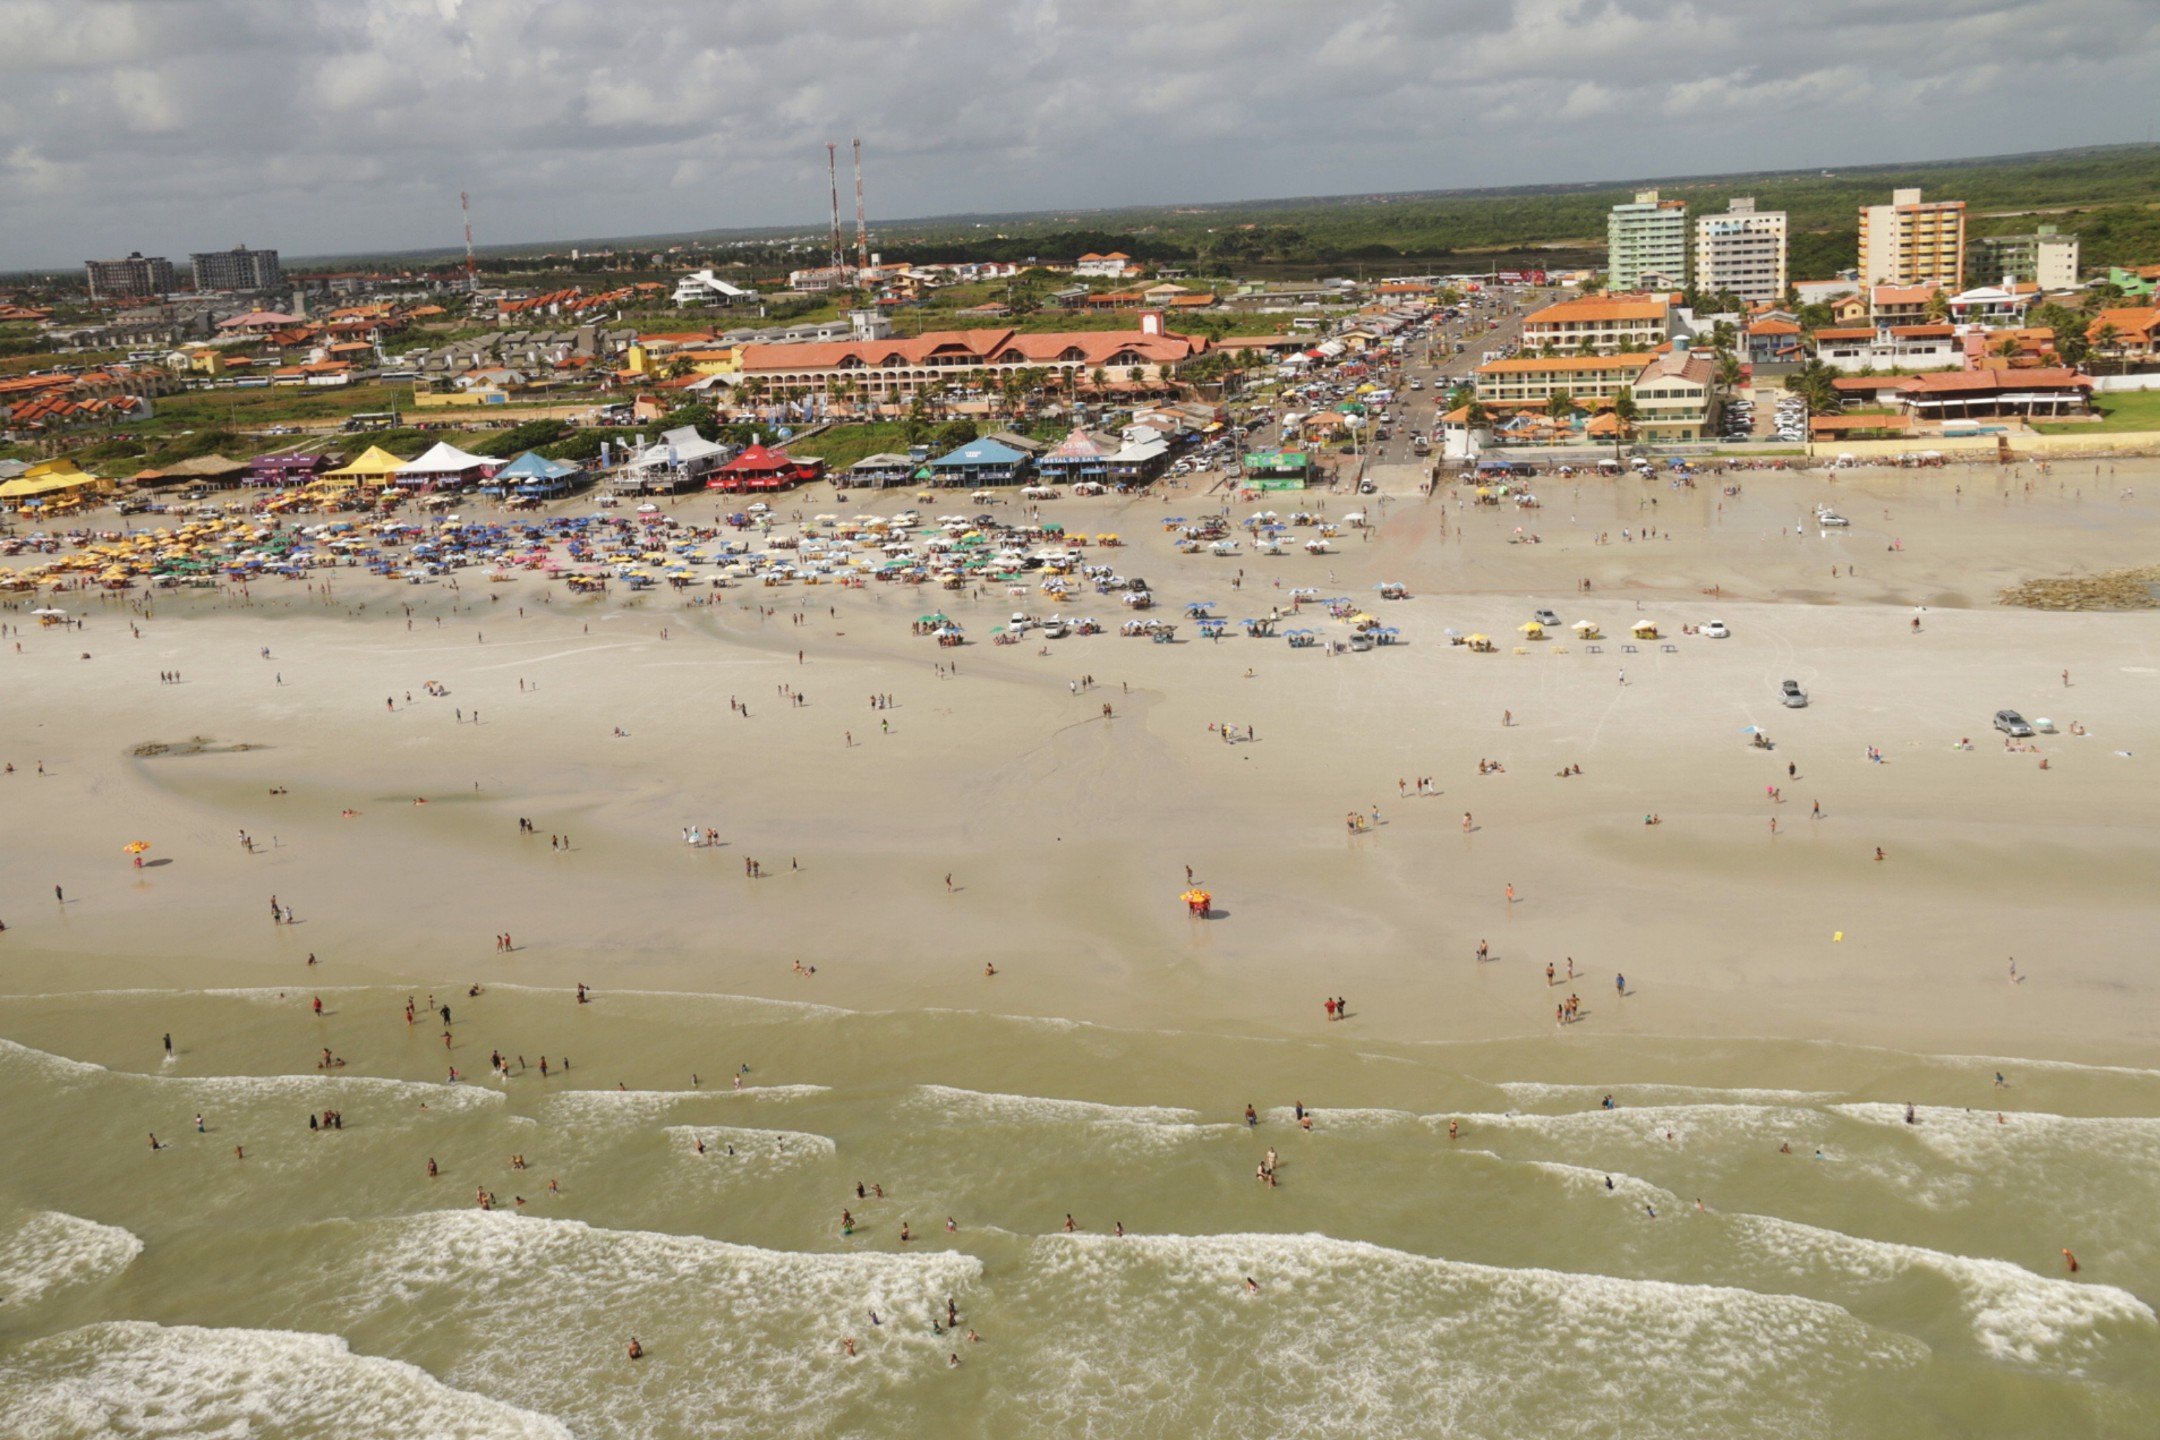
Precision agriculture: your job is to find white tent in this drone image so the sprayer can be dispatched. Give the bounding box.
[617,425,729,493]
[395,441,494,484]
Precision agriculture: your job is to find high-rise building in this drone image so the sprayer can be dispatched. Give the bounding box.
[1605,190,1690,291]
[190,246,283,293]
[1975,226,2079,291]
[1692,198,1788,305]
[1857,188,1965,290]
[83,252,175,300]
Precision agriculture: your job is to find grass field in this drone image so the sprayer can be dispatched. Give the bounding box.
[785,422,915,471]
[144,383,419,433]
[2037,388,2160,434]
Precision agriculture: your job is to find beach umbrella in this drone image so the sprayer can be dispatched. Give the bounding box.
[123,841,150,854]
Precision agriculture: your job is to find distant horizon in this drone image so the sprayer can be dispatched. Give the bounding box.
[12,139,2154,280]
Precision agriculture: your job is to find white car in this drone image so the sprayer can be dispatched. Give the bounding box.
[1702,620,1729,638]
[1818,512,1850,527]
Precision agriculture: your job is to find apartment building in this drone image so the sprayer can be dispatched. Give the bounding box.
[1693,198,1787,305]
[1974,226,2080,290]
[1472,353,1657,407]
[190,246,282,293]
[1520,295,1674,355]
[1811,324,1960,373]
[732,316,1208,404]
[84,252,175,300]
[1627,346,1719,441]
[1858,188,1965,289]
[1606,190,1689,290]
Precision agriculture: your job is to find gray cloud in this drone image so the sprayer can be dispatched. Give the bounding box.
[3,0,2155,268]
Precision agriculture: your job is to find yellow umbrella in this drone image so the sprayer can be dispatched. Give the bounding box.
[1518,621,1544,634]
[123,841,150,854]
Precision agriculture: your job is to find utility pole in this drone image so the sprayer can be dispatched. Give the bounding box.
[460,192,478,292]
[852,138,869,278]
[825,143,844,275]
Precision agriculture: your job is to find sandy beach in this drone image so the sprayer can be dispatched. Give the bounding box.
[3,456,2158,1438]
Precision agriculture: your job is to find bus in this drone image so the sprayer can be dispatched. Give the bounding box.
[342,412,400,432]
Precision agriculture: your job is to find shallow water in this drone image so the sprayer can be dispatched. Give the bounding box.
[0,985,2153,1438]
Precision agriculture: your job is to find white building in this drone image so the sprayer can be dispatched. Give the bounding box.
[1811,324,1961,373]
[1074,252,1136,278]
[673,270,757,306]
[1692,198,1787,305]
[1520,296,1675,355]
[1606,190,1689,291]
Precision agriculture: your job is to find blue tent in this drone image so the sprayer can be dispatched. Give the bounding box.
[927,437,1032,486]
[495,451,585,496]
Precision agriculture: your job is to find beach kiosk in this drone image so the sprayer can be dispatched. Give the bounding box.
[927,437,1032,489]
[1631,619,1659,640]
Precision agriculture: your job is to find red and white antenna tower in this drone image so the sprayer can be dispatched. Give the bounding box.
[460,191,477,291]
[852,138,868,275]
[825,142,844,274]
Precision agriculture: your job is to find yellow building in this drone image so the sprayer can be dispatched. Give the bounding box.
[1858,188,1966,289]
[1472,352,1657,406]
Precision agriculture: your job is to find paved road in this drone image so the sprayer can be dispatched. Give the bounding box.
[1356,286,1548,482]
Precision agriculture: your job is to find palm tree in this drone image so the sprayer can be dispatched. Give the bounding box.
[1783,360,1839,419]
[1545,389,1575,426]
[1924,288,1950,323]
[1992,336,2022,360]
[1608,387,1638,460]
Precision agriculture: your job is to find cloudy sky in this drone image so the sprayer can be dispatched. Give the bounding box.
[4,0,2156,269]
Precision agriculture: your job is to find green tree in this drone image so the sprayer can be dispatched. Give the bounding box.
[1783,360,1840,417]
[1924,288,1950,322]
[1545,389,1575,424]
[1608,386,1638,459]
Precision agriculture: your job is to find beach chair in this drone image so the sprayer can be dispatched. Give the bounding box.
[1622,643,1638,654]
[1585,643,1602,653]
[1661,643,1677,653]
[1512,646,1529,656]
[1550,645,1568,655]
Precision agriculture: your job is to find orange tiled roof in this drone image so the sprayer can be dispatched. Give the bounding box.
[1525,297,1669,325]
[2089,307,2160,340]
[737,327,1207,375]
[1476,352,1657,374]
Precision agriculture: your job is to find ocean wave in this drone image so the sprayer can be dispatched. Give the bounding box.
[662,1125,839,1170]
[1004,1230,1921,1440]
[0,1320,573,1440]
[0,1212,143,1309]
[0,1037,506,1113]
[311,1211,983,1440]
[1498,1080,1839,1108]
[1726,1212,2155,1368]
